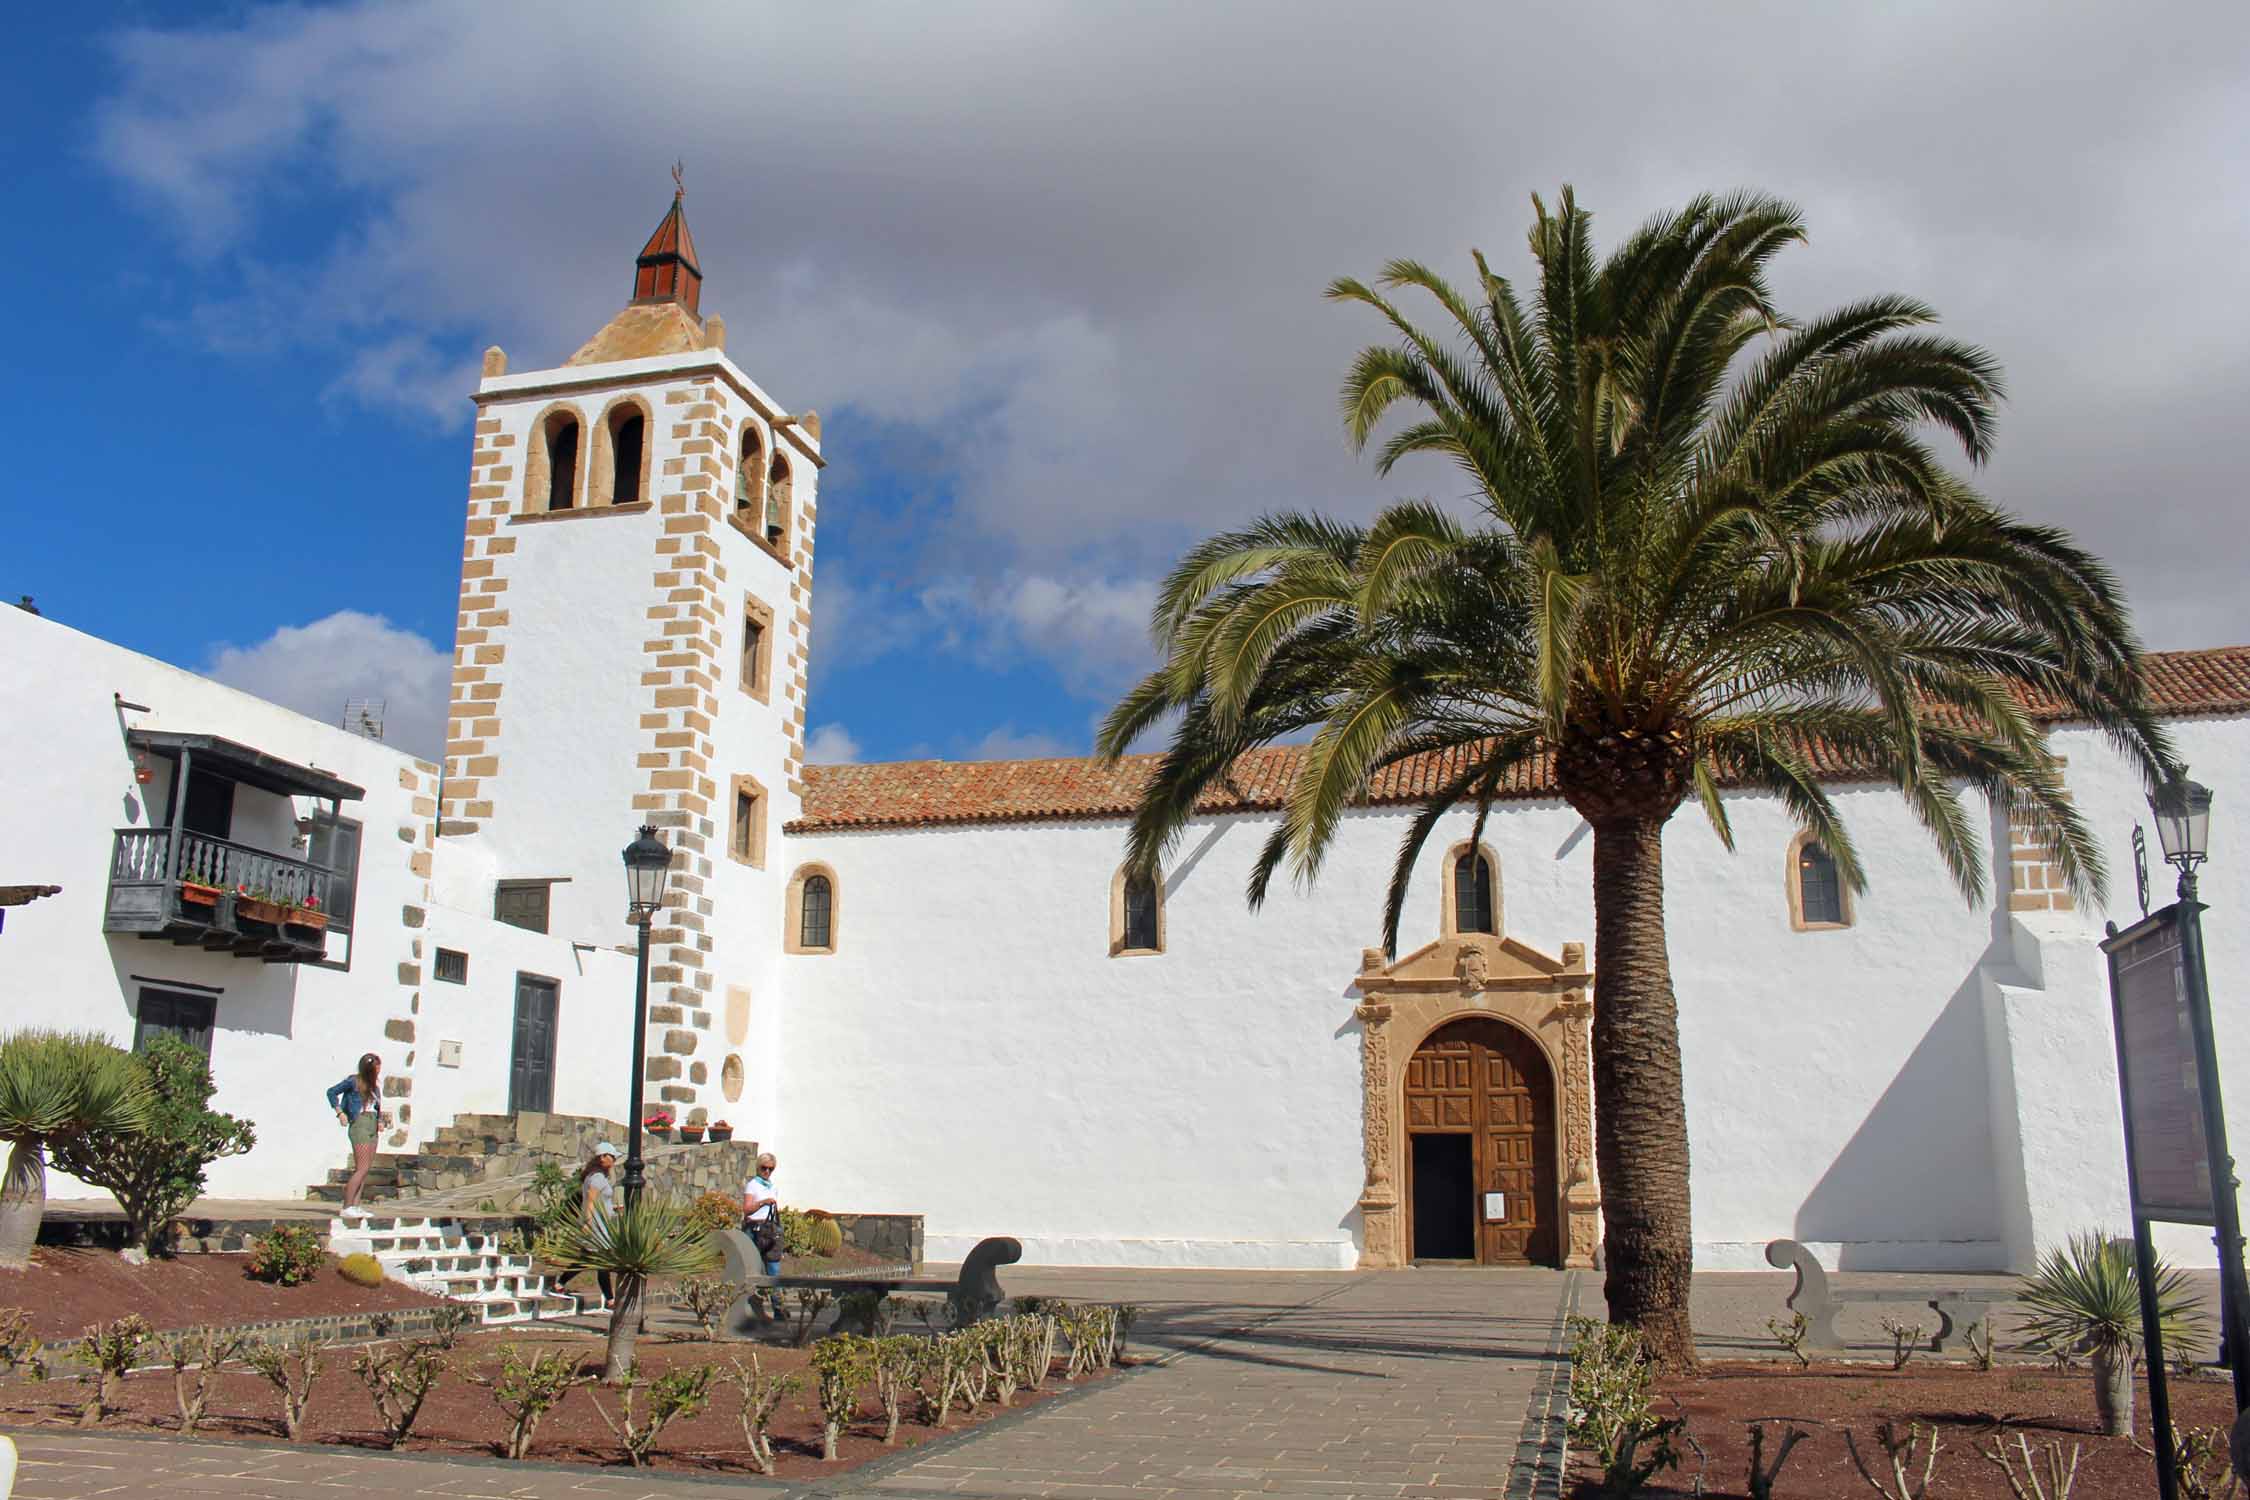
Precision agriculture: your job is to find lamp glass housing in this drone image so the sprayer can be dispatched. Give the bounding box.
[622,824,673,919]
[2149,778,2214,869]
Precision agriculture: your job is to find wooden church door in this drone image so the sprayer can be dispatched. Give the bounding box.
[1403,1017,1559,1266]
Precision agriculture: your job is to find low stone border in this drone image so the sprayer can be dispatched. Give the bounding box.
[1504,1270,1581,1500]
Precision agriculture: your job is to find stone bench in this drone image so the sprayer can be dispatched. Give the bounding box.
[716,1231,1022,1337]
[1765,1238,2007,1353]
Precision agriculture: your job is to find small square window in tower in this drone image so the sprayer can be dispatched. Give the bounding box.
[729,778,766,867]
[1454,850,1496,935]
[740,596,774,702]
[1797,840,1845,927]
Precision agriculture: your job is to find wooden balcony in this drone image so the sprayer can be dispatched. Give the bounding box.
[104,828,335,964]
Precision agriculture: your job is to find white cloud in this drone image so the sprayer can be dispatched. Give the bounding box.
[90,0,2250,656]
[971,724,1072,761]
[804,723,862,765]
[202,610,451,761]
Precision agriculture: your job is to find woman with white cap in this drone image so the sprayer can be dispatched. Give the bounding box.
[555,1142,621,1304]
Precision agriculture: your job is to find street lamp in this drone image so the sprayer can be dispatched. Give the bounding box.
[620,824,672,1208]
[2151,777,2215,891]
[2146,776,2249,1414]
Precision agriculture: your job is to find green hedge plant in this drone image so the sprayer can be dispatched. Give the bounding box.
[51,1037,254,1257]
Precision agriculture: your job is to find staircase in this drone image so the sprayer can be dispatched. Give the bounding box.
[307,1110,629,1205]
[326,1211,600,1325]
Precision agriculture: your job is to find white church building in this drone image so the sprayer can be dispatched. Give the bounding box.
[6,196,2248,1275]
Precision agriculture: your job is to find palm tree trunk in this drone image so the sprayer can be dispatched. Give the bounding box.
[603,1273,644,1383]
[2090,1344,2133,1437]
[1589,816,1698,1372]
[0,1139,46,1271]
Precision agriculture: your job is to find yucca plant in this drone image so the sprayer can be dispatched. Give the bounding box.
[2017,1231,2208,1437]
[0,1030,156,1270]
[1099,189,2171,1368]
[538,1198,720,1381]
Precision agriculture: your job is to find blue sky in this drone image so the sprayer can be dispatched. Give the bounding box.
[8,2,2248,765]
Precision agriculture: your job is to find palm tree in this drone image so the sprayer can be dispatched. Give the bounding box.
[1097,189,2170,1369]
[538,1197,720,1381]
[0,1030,156,1270]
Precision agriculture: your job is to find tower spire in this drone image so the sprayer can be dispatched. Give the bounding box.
[631,166,702,317]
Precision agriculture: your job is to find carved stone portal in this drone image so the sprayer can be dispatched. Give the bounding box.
[1353,932,1597,1269]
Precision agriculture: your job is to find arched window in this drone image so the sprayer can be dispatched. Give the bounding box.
[609,409,644,506]
[544,412,580,511]
[1111,863,1164,955]
[1453,849,1496,935]
[785,863,839,954]
[735,427,766,517]
[800,875,832,949]
[1794,837,1847,929]
[1441,840,1502,938]
[765,452,792,545]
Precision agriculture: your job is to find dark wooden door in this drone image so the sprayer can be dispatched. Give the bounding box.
[509,974,558,1114]
[1403,1017,1558,1265]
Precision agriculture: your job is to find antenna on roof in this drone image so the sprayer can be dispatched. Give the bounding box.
[342,699,386,742]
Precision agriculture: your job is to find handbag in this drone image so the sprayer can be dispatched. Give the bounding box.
[747,1211,781,1258]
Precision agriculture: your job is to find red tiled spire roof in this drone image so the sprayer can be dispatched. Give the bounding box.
[790,646,2250,834]
[632,187,703,316]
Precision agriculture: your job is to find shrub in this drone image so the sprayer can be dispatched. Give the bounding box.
[1979,1431,2082,1499]
[810,1334,875,1460]
[473,1343,589,1461]
[50,1036,254,1257]
[787,1287,833,1348]
[870,1334,925,1443]
[1844,1420,1943,1500]
[922,1328,983,1427]
[243,1329,325,1441]
[353,1339,448,1448]
[590,1361,716,1468]
[779,1206,820,1257]
[685,1190,738,1238]
[2016,1230,2208,1438]
[247,1224,325,1286]
[0,1029,155,1271]
[676,1277,742,1340]
[0,1307,45,1381]
[1562,1317,1683,1496]
[167,1327,246,1437]
[428,1304,474,1349]
[75,1314,154,1427]
[1744,1422,1810,1500]
[1764,1312,1810,1370]
[337,1252,385,1288]
[723,1353,800,1475]
[527,1162,578,1234]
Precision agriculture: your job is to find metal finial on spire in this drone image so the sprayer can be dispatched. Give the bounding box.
[672,159,686,200]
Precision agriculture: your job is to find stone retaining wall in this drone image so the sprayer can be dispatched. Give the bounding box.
[831,1212,924,1268]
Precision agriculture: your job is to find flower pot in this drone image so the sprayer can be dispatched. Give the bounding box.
[708,1126,734,1142]
[284,909,328,933]
[236,896,287,926]
[179,882,221,907]
[644,1125,673,1144]
[679,1126,706,1144]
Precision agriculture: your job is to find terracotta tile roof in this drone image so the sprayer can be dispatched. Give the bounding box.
[791,647,2250,834]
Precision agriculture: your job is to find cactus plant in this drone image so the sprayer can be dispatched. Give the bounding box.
[337,1251,385,1288]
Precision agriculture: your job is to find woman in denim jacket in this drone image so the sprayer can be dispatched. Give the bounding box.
[323,1053,384,1218]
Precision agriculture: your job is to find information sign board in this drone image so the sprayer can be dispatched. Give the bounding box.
[2107,913,2215,1223]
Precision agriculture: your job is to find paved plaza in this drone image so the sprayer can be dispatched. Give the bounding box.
[6,1263,2067,1500]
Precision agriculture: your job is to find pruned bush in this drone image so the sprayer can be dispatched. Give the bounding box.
[76,1314,154,1427]
[0,1307,45,1382]
[1010,1312,1058,1390]
[787,1287,833,1348]
[246,1224,325,1286]
[428,1304,474,1349]
[590,1360,715,1468]
[1059,1303,1120,1376]
[922,1328,983,1427]
[676,1277,742,1341]
[836,1287,892,1336]
[243,1329,325,1441]
[472,1343,590,1461]
[723,1353,799,1475]
[50,1036,253,1257]
[1845,1420,1944,1500]
[354,1339,448,1448]
[167,1327,245,1436]
[1765,1312,1810,1370]
[1563,1317,1683,1496]
[337,1252,385,1288]
[1980,1430,2083,1499]
[810,1333,875,1460]
[685,1191,738,1238]
[870,1335,925,1444]
[1745,1422,1810,1500]
[1879,1316,1923,1371]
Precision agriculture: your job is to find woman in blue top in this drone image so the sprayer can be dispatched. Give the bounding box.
[323,1053,384,1218]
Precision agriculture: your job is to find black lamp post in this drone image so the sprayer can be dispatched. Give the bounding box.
[620,824,673,1209]
[2148,777,2250,1412]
